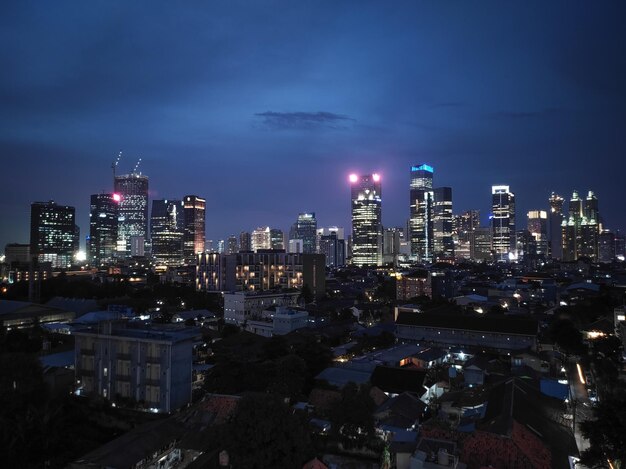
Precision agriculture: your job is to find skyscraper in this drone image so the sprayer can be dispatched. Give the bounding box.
[151,199,184,266]
[270,228,284,250]
[409,164,434,261]
[89,193,119,266]
[548,192,564,259]
[114,173,149,257]
[433,187,454,261]
[491,185,515,261]
[251,227,271,252]
[527,210,548,256]
[562,190,600,261]
[183,195,206,264]
[350,173,382,267]
[319,232,346,267]
[239,231,252,252]
[291,213,317,254]
[226,235,238,254]
[30,201,78,268]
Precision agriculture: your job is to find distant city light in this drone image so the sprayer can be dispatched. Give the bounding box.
[112,193,122,202]
[75,250,87,262]
[372,173,381,182]
[349,174,358,183]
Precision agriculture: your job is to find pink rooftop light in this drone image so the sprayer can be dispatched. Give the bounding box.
[372,173,381,182]
[349,174,358,183]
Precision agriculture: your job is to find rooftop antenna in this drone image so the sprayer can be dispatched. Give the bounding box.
[112,151,122,183]
[133,157,142,175]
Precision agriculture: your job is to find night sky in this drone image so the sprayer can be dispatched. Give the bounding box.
[1,1,625,249]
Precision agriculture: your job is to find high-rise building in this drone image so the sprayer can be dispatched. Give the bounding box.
[251,227,271,252]
[319,232,346,267]
[4,243,30,264]
[491,185,515,261]
[382,227,403,266]
[151,199,184,266]
[30,201,78,269]
[226,235,238,254]
[291,213,317,254]
[548,192,564,259]
[350,173,382,267]
[562,190,600,262]
[433,187,454,261]
[455,210,480,235]
[454,210,479,262]
[598,230,616,263]
[239,231,251,252]
[89,193,119,266]
[409,164,434,261]
[270,228,284,250]
[114,173,149,257]
[183,195,205,264]
[470,227,493,262]
[527,210,548,256]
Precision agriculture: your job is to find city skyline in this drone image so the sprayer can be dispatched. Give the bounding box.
[1,2,625,248]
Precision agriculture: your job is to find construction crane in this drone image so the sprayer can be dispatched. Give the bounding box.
[133,157,142,174]
[112,151,122,182]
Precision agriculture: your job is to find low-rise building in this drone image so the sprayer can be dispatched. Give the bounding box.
[74,322,200,413]
[223,291,300,325]
[396,312,538,352]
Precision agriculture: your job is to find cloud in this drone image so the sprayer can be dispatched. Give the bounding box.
[254,111,355,130]
[488,107,567,119]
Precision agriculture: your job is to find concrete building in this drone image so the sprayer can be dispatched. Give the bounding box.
[4,243,30,264]
[350,173,383,266]
[90,194,119,266]
[223,291,300,325]
[395,312,537,352]
[151,199,184,267]
[114,173,149,257]
[491,185,515,261]
[74,322,200,413]
[409,164,434,262]
[183,195,206,264]
[396,271,432,300]
[30,200,78,269]
[196,251,325,298]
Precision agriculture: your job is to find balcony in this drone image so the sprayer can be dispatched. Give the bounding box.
[80,349,95,356]
[145,356,161,364]
[116,353,131,360]
[145,378,162,386]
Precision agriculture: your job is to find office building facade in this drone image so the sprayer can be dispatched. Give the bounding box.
[291,212,317,254]
[409,164,434,261]
[432,186,454,261]
[183,195,205,264]
[548,192,564,259]
[30,201,78,268]
[151,199,184,266]
[350,173,382,266]
[114,173,149,257]
[89,194,119,266]
[491,185,515,261]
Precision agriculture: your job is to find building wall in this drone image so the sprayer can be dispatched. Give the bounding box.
[395,324,536,352]
[223,291,300,324]
[74,328,194,412]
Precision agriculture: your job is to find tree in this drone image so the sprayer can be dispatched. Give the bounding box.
[217,393,313,469]
[580,389,626,468]
[549,318,586,356]
[329,382,376,449]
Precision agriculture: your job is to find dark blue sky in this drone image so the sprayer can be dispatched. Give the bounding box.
[1,1,625,248]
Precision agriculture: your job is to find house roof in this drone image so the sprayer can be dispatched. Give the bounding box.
[315,367,372,388]
[370,366,427,394]
[480,378,578,469]
[45,297,99,317]
[375,392,427,428]
[396,312,538,336]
